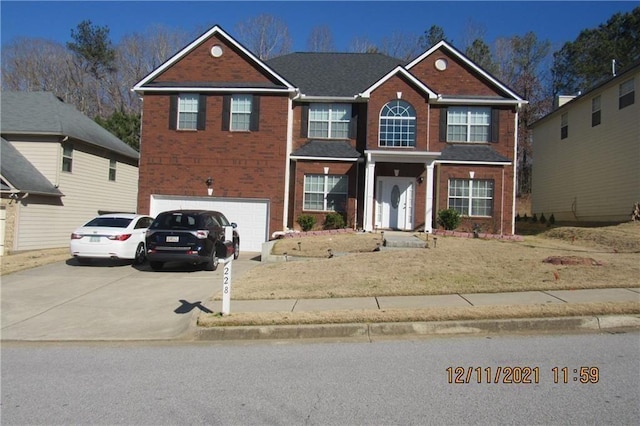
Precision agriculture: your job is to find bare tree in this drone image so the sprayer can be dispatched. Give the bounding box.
[307,25,335,52]
[460,18,487,51]
[348,36,379,53]
[379,31,421,60]
[235,14,292,60]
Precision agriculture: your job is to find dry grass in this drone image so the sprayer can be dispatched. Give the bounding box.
[228,222,640,300]
[1,248,70,276]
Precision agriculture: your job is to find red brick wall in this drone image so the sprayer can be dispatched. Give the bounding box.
[137,93,290,236]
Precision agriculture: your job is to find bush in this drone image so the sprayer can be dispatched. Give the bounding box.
[539,213,546,224]
[531,213,538,223]
[323,212,346,230]
[296,214,316,231]
[522,213,529,223]
[437,208,461,230]
[515,213,521,222]
[549,213,555,225]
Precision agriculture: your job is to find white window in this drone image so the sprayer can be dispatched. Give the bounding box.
[108,159,116,181]
[448,179,493,217]
[308,104,351,139]
[447,107,491,142]
[178,94,199,130]
[231,95,253,131]
[619,78,635,109]
[561,113,568,139]
[379,100,416,147]
[62,144,73,172]
[591,96,601,127]
[304,174,348,212]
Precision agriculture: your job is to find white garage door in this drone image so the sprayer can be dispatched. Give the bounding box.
[150,195,269,252]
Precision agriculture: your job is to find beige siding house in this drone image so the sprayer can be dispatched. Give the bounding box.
[1,92,139,254]
[531,62,639,222]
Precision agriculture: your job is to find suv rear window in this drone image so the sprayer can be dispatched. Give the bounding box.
[151,213,200,230]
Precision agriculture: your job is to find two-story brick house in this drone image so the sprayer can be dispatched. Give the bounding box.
[134,25,525,251]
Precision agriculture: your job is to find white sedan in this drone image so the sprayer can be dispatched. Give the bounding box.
[70,214,154,264]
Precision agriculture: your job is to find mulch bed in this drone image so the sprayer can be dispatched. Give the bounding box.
[543,256,604,266]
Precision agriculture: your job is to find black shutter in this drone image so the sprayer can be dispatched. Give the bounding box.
[491,108,499,143]
[169,95,178,130]
[300,104,309,137]
[349,105,358,139]
[197,94,207,130]
[250,95,260,131]
[221,95,231,131]
[439,107,448,142]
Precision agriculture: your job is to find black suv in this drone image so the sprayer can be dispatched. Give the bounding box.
[145,210,239,271]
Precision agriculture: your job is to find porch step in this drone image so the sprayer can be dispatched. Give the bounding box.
[383,236,427,248]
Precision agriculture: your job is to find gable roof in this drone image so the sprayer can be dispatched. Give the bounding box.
[360,65,438,99]
[267,52,405,99]
[133,25,295,94]
[0,137,63,196]
[407,40,526,104]
[1,92,139,160]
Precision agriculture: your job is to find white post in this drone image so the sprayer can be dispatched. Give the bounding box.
[425,161,435,233]
[221,225,234,315]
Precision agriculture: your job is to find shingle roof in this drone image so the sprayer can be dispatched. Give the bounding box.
[1,91,139,160]
[0,137,63,196]
[267,52,405,97]
[439,145,511,163]
[291,140,361,159]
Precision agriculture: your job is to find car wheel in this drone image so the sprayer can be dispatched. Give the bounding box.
[204,249,219,271]
[233,240,240,260]
[133,243,146,265]
[149,261,164,271]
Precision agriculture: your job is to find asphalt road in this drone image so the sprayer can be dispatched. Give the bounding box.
[0,255,261,341]
[2,331,638,425]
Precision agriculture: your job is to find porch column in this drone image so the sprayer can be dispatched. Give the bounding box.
[363,156,376,231]
[424,161,435,233]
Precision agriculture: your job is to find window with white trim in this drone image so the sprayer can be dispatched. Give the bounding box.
[62,144,73,172]
[379,100,416,147]
[178,94,199,130]
[308,104,351,139]
[591,96,601,127]
[231,95,253,131]
[447,107,491,142]
[448,179,493,217]
[304,174,348,212]
[561,112,568,139]
[108,159,116,181]
[619,78,634,109]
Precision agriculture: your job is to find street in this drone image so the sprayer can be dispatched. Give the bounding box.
[2,331,638,425]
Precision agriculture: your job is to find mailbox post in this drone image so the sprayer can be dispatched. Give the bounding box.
[221,225,234,315]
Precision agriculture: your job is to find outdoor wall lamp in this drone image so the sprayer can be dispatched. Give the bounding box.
[206,176,213,196]
[417,176,424,184]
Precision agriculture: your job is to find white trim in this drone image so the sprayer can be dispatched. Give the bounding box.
[360,66,437,99]
[436,160,512,166]
[135,87,295,94]
[434,97,526,106]
[298,95,363,102]
[133,25,295,92]
[364,150,441,163]
[290,156,359,162]
[512,107,519,235]
[407,40,525,103]
[283,96,294,231]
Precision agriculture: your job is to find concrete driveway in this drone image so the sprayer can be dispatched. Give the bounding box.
[1,254,261,341]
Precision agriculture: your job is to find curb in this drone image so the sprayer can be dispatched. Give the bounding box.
[191,315,640,341]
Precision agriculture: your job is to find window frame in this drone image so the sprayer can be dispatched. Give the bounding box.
[619,78,635,109]
[177,94,199,130]
[591,95,601,127]
[308,103,352,139]
[378,100,416,147]
[560,112,568,139]
[447,178,494,217]
[62,143,73,172]
[446,106,492,143]
[230,94,253,131]
[303,174,348,212]
[108,159,117,181]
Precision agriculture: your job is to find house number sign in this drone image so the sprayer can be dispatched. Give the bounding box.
[221,226,234,315]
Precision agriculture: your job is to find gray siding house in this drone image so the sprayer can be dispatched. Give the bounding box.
[531,62,639,223]
[0,91,140,254]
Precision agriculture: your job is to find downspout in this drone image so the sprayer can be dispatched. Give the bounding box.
[282,91,298,231]
[512,105,520,235]
[501,168,505,235]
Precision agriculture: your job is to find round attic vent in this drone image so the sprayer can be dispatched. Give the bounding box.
[434,58,448,71]
[210,45,223,58]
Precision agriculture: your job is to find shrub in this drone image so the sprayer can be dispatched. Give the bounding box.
[539,213,547,224]
[437,208,461,230]
[549,213,555,225]
[522,213,529,223]
[296,214,316,231]
[515,213,521,222]
[531,213,538,223]
[323,212,346,230]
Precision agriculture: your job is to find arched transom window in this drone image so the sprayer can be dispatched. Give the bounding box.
[379,100,416,147]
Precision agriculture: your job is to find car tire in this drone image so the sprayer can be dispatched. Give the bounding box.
[133,243,146,265]
[150,261,164,271]
[233,240,240,260]
[204,249,219,271]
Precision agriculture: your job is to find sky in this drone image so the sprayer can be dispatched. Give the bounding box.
[1,1,638,54]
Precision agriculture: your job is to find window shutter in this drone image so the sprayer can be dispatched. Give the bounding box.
[169,95,178,130]
[250,95,260,131]
[221,95,231,131]
[300,104,309,137]
[349,105,358,139]
[491,108,499,142]
[439,107,448,142]
[197,95,207,130]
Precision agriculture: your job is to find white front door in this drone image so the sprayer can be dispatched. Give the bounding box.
[375,177,414,230]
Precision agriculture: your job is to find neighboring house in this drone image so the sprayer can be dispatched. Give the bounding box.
[531,61,639,223]
[0,91,139,254]
[133,25,525,252]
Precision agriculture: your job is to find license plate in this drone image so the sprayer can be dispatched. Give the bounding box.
[90,236,100,242]
[166,236,179,243]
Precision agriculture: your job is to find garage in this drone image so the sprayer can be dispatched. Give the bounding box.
[149,195,269,253]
